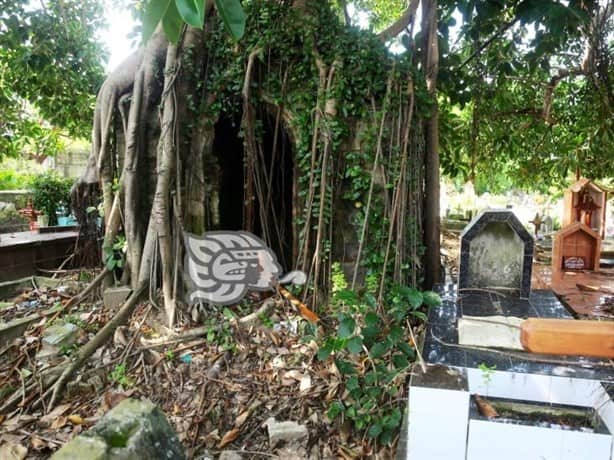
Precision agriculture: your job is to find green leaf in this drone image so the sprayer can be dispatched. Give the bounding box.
[363,293,377,308]
[335,289,358,305]
[364,311,379,327]
[162,0,184,43]
[380,428,395,445]
[214,0,246,41]
[422,291,442,307]
[338,315,355,339]
[392,353,409,369]
[346,336,363,354]
[106,258,117,270]
[346,376,359,391]
[397,341,415,358]
[364,370,378,385]
[361,325,379,343]
[327,401,344,420]
[367,423,383,438]
[317,342,333,361]
[385,408,402,428]
[335,359,356,375]
[410,311,428,321]
[369,341,389,358]
[143,0,173,42]
[175,0,204,28]
[222,307,236,320]
[405,287,424,309]
[389,325,404,343]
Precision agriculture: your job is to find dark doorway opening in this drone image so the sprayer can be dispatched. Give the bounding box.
[212,111,294,270]
[213,115,244,231]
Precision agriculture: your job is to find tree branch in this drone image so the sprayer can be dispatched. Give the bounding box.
[457,16,518,71]
[543,67,585,123]
[377,0,420,42]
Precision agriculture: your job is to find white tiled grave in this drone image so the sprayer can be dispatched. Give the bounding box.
[405,366,614,460]
[401,288,614,460]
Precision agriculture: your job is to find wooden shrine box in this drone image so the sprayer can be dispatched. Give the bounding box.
[563,178,608,238]
[552,222,601,275]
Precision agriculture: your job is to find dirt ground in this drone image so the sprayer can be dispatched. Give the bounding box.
[0,273,400,459]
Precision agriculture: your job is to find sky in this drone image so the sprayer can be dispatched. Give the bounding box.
[100,2,461,71]
[100,3,137,72]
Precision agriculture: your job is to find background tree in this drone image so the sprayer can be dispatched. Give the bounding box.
[0,0,106,160]
[438,0,613,191]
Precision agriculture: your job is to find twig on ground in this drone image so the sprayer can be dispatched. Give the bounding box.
[46,283,146,410]
[407,320,426,373]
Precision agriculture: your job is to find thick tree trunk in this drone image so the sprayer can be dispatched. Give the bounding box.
[422,0,441,289]
[75,1,433,326]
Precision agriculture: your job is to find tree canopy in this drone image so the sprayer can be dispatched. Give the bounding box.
[0,0,107,159]
[1,0,610,189]
[436,0,613,191]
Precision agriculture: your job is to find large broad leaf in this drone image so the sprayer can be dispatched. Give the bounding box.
[162,0,184,43]
[214,0,246,41]
[422,291,442,307]
[143,0,173,42]
[346,336,363,354]
[175,0,205,29]
[338,315,356,339]
[404,287,424,309]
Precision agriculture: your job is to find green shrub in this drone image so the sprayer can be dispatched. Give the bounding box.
[0,169,35,190]
[30,172,73,226]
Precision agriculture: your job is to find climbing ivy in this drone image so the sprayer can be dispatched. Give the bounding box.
[156,1,430,295]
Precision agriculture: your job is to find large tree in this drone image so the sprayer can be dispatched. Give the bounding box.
[74,0,442,328]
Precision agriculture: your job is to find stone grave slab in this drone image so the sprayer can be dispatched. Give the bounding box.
[459,210,534,298]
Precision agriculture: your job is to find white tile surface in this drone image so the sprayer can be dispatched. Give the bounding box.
[467,419,612,460]
[548,375,603,406]
[467,368,606,407]
[467,368,553,401]
[597,397,614,435]
[407,386,469,460]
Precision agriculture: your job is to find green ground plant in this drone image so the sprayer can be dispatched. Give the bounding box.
[317,263,441,445]
[109,364,133,387]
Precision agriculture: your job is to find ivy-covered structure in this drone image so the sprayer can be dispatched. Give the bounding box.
[76,0,433,323]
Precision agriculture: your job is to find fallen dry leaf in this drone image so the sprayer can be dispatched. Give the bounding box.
[30,437,46,451]
[67,414,84,425]
[218,428,240,448]
[38,404,71,427]
[0,442,27,460]
[299,374,312,392]
[475,394,498,418]
[50,416,69,430]
[102,390,134,412]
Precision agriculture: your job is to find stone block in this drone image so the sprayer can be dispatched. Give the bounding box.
[103,286,132,311]
[264,418,308,445]
[51,398,186,460]
[37,321,80,360]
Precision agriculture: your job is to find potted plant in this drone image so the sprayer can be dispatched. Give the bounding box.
[30,172,73,226]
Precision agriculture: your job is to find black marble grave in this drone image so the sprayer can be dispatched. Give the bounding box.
[423,285,613,382]
[459,210,534,298]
